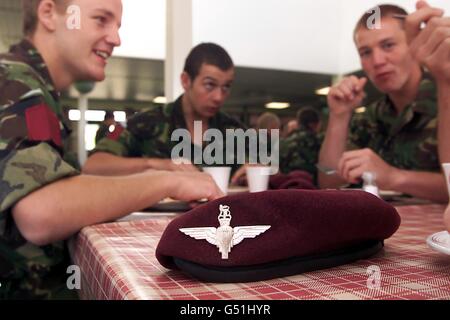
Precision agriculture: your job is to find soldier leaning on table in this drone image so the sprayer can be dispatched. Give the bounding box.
[0,0,222,300]
[318,4,448,203]
[404,1,450,231]
[83,43,248,177]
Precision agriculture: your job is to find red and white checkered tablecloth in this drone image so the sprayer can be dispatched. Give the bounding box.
[68,205,450,300]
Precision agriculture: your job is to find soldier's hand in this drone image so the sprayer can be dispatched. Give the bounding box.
[327,76,367,117]
[405,1,444,42]
[168,171,224,202]
[230,164,263,185]
[168,159,200,172]
[230,164,248,185]
[337,148,397,189]
[405,1,449,84]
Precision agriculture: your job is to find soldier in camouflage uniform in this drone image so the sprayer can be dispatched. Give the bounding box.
[0,39,79,299]
[279,108,324,183]
[348,76,439,172]
[318,4,447,203]
[0,0,222,300]
[84,43,248,176]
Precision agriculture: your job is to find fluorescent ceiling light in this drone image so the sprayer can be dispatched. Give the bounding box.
[69,110,126,122]
[355,106,366,114]
[315,87,330,96]
[113,111,127,122]
[153,96,167,104]
[265,102,290,110]
[85,124,99,151]
[68,110,81,121]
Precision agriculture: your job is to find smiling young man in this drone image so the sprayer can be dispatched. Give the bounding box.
[0,0,222,299]
[83,43,247,176]
[318,4,447,203]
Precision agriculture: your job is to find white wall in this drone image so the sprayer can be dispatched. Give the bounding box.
[113,0,166,59]
[192,0,342,74]
[114,0,450,75]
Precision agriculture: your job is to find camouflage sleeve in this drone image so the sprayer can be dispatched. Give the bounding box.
[0,143,78,212]
[0,99,79,213]
[279,131,322,179]
[92,125,136,157]
[93,105,169,158]
[348,112,371,150]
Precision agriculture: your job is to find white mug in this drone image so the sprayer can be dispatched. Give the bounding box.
[246,166,272,193]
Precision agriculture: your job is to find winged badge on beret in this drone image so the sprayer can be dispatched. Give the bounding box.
[179,205,271,260]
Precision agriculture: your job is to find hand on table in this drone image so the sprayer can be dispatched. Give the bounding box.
[337,148,398,189]
[167,171,224,202]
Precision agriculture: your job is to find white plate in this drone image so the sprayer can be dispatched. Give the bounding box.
[426,231,450,255]
[340,188,403,198]
[117,211,179,222]
[379,190,403,197]
[227,186,249,194]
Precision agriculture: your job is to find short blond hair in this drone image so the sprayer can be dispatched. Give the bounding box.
[22,0,68,36]
[354,4,408,39]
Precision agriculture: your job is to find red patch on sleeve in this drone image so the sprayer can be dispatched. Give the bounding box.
[25,103,62,147]
[106,124,124,141]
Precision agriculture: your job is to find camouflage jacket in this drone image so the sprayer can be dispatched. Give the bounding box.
[0,40,79,299]
[349,75,439,172]
[279,128,323,182]
[94,96,248,172]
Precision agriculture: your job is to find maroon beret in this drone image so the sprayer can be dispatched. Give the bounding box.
[156,190,400,283]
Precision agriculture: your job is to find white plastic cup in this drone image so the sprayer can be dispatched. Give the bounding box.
[246,166,272,193]
[203,167,231,195]
[442,163,450,196]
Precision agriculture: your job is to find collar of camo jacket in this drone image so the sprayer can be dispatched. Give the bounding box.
[8,39,59,102]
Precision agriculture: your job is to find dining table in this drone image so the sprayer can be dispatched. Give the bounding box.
[68,190,450,300]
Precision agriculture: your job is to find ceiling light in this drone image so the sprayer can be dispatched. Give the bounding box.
[113,111,126,122]
[355,106,366,113]
[69,110,104,122]
[315,87,330,96]
[68,110,82,121]
[265,102,290,110]
[153,96,167,104]
[68,110,126,122]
